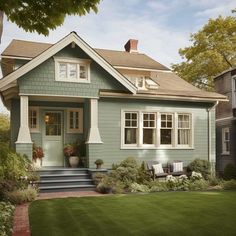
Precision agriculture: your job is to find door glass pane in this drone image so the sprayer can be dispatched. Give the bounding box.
[45,112,61,136]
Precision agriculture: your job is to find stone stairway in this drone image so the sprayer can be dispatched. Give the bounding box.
[37,168,96,193]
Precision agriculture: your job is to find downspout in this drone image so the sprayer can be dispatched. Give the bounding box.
[207,101,218,175]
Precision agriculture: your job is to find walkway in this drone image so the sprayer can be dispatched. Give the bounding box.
[12,191,102,236]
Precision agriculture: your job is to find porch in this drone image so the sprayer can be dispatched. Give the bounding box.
[13,95,103,169]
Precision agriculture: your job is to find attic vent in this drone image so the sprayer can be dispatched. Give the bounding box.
[124,39,138,53]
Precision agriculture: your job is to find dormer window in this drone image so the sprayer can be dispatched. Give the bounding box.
[126,75,158,90]
[55,58,90,83]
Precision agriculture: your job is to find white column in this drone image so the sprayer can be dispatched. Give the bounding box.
[86,98,103,144]
[16,96,32,143]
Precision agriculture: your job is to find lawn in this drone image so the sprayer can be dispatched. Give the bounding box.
[29,191,236,236]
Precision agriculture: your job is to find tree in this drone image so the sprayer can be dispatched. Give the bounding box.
[0,113,10,143]
[172,12,236,90]
[0,0,101,43]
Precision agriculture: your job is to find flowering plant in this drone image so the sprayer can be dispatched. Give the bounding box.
[32,144,44,160]
[190,171,203,180]
[63,143,78,158]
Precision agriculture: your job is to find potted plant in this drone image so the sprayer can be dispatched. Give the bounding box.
[63,143,79,168]
[94,159,104,169]
[32,144,44,168]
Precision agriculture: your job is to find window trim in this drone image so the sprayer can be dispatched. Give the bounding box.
[29,106,39,133]
[67,108,83,134]
[121,109,194,150]
[222,127,230,155]
[54,57,91,83]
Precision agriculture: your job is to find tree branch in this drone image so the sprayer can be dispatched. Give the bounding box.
[0,11,3,44]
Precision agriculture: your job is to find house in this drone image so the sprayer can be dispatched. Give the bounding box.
[0,32,227,170]
[214,68,236,173]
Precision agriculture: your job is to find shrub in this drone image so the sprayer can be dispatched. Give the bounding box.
[5,188,37,204]
[187,159,211,179]
[148,181,169,192]
[96,176,114,194]
[0,113,10,144]
[0,201,15,236]
[112,181,125,194]
[130,183,150,193]
[208,176,223,186]
[223,180,236,190]
[92,173,107,186]
[223,163,236,180]
[188,179,209,191]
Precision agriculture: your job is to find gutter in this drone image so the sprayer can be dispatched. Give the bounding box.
[207,101,218,174]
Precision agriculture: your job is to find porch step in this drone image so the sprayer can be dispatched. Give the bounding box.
[39,184,96,193]
[37,168,96,193]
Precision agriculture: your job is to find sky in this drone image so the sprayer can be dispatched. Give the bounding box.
[0,0,235,113]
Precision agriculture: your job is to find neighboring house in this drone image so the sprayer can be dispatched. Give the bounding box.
[214,68,236,173]
[0,32,227,169]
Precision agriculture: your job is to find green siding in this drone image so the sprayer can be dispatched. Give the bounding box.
[88,98,215,168]
[16,143,33,159]
[18,45,128,97]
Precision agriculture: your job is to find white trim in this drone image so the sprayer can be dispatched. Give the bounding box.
[216,116,234,122]
[120,109,194,149]
[29,106,40,133]
[20,93,99,99]
[86,98,103,144]
[114,65,171,72]
[99,91,227,102]
[16,96,32,143]
[54,57,91,83]
[0,32,137,94]
[1,55,32,60]
[66,108,83,133]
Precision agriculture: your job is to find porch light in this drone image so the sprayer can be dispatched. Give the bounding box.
[45,115,50,124]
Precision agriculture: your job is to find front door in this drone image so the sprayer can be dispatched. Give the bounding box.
[42,111,63,166]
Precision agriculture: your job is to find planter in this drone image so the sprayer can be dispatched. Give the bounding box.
[96,164,102,169]
[69,156,79,168]
[33,158,42,168]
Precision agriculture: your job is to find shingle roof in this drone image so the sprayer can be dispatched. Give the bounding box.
[2,39,169,71]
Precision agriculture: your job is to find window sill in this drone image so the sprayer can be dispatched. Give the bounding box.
[30,130,40,133]
[120,146,194,150]
[55,78,90,83]
[221,152,230,156]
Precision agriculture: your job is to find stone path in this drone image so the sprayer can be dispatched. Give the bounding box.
[12,191,103,236]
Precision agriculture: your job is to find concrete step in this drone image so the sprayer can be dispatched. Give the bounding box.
[39,184,96,193]
[38,179,93,187]
[37,168,88,175]
[40,173,90,181]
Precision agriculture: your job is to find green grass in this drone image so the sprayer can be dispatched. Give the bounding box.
[29,191,236,236]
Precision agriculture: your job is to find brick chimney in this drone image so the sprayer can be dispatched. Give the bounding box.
[124,39,138,53]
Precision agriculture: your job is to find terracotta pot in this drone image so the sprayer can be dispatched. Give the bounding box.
[96,164,102,169]
[69,156,79,168]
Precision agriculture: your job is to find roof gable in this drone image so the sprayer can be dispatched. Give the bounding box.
[0,32,137,94]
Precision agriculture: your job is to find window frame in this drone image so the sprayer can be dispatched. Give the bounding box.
[67,108,83,134]
[121,110,193,149]
[55,57,91,83]
[222,127,230,155]
[29,106,39,133]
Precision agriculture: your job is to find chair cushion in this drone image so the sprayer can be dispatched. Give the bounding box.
[173,162,183,173]
[152,164,164,174]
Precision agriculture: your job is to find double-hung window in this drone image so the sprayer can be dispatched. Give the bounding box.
[177,114,191,146]
[143,113,156,145]
[55,58,90,83]
[124,112,138,145]
[29,107,39,132]
[67,108,83,133]
[222,127,230,154]
[160,113,173,145]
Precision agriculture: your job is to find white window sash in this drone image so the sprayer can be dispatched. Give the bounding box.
[67,108,83,133]
[29,106,39,133]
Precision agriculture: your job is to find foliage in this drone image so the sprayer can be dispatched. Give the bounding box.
[63,143,77,157]
[188,179,209,191]
[32,144,44,160]
[0,113,10,143]
[96,175,113,194]
[0,0,101,41]
[172,13,236,90]
[130,183,150,193]
[92,173,107,186]
[5,188,37,204]
[148,181,169,192]
[223,180,236,190]
[94,159,104,165]
[223,163,236,180]
[187,159,211,179]
[0,201,15,236]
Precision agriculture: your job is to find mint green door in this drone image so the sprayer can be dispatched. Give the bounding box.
[42,111,64,167]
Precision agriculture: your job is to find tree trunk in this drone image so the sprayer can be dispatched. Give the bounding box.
[0,11,3,44]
